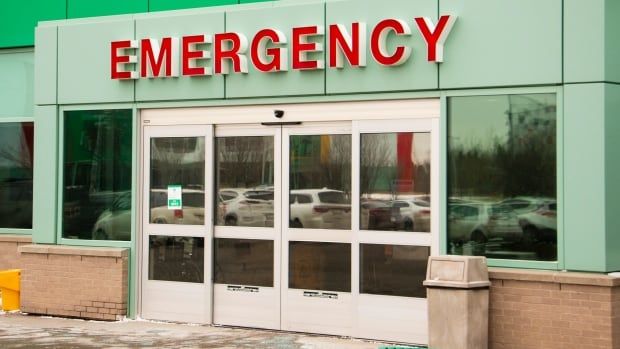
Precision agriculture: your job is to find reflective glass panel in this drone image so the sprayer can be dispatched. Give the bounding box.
[149,235,204,283]
[215,137,274,227]
[62,110,132,240]
[289,242,351,292]
[289,134,351,230]
[360,244,429,298]
[0,122,33,229]
[213,238,274,287]
[360,133,431,232]
[150,137,205,225]
[448,94,557,261]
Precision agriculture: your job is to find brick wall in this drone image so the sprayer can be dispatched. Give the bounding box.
[0,235,31,270]
[489,268,620,349]
[18,245,129,321]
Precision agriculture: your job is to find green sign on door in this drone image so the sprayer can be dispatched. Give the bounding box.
[167,185,183,209]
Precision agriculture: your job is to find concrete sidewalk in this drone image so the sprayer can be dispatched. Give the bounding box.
[0,312,399,349]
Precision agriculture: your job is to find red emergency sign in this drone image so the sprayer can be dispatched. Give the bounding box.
[111,15,456,80]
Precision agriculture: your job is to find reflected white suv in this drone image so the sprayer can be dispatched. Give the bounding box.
[289,189,351,230]
[218,188,274,227]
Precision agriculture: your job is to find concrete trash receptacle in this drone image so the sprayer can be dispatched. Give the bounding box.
[424,256,490,349]
[0,269,21,311]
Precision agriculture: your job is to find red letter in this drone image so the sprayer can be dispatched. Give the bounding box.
[370,19,411,66]
[329,23,367,68]
[214,32,249,74]
[292,26,324,70]
[414,15,457,62]
[182,35,212,76]
[251,29,288,73]
[140,37,180,78]
[111,40,137,80]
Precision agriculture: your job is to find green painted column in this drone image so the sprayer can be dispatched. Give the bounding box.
[605,84,620,272]
[32,106,59,244]
[563,84,605,271]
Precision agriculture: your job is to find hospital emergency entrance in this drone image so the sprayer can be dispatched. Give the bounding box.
[138,100,439,344]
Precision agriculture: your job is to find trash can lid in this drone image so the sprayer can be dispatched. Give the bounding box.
[423,256,490,289]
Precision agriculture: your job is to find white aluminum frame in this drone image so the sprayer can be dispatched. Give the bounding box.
[138,99,440,344]
[140,125,214,324]
[212,124,282,330]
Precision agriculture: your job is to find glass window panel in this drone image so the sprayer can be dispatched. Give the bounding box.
[360,132,431,232]
[150,137,205,226]
[448,94,557,261]
[289,134,351,230]
[148,235,204,283]
[360,244,429,298]
[215,136,274,227]
[289,241,351,292]
[62,110,132,240]
[0,122,33,229]
[213,238,274,287]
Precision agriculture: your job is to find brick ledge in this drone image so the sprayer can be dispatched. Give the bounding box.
[489,267,620,287]
[18,244,128,258]
[0,235,32,243]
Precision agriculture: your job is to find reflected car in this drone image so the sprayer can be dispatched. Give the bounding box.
[360,200,400,230]
[150,189,205,225]
[498,196,554,215]
[218,188,274,227]
[92,192,132,240]
[391,196,431,232]
[290,189,351,229]
[517,200,557,242]
[448,202,521,244]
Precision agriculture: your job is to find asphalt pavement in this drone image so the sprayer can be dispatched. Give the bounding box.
[0,311,398,349]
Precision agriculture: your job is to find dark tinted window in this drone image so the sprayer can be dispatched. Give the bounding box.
[149,235,204,283]
[289,242,351,292]
[62,110,132,240]
[318,191,348,204]
[214,238,273,287]
[0,122,34,229]
[360,244,429,298]
[297,195,312,204]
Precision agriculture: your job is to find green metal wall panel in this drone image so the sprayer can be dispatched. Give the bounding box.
[34,26,58,105]
[0,50,34,118]
[33,105,58,244]
[0,0,65,48]
[606,0,620,83]
[564,0,605,83]
[564,83,607,272]
[68,0,148,19]
[325,0,438,94]
[606,83,620,271]
[439,0,562,89]
[57,18,135,104]
[225,1,325,98]
[134,11,225,101]
[149,0,237,12]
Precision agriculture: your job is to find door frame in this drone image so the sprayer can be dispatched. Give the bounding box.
[352,118,439,344]
[139,124,214,324]
[138,99,440,341]
[212,124,282,330]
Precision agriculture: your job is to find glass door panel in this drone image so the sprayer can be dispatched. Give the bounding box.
[282,123,354,337]
[289,134,351,230]
[360,132,431,233]
[354,119,438,345]
[215,136,274,227]
[141,125,213,324]
[212,127,280,330]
